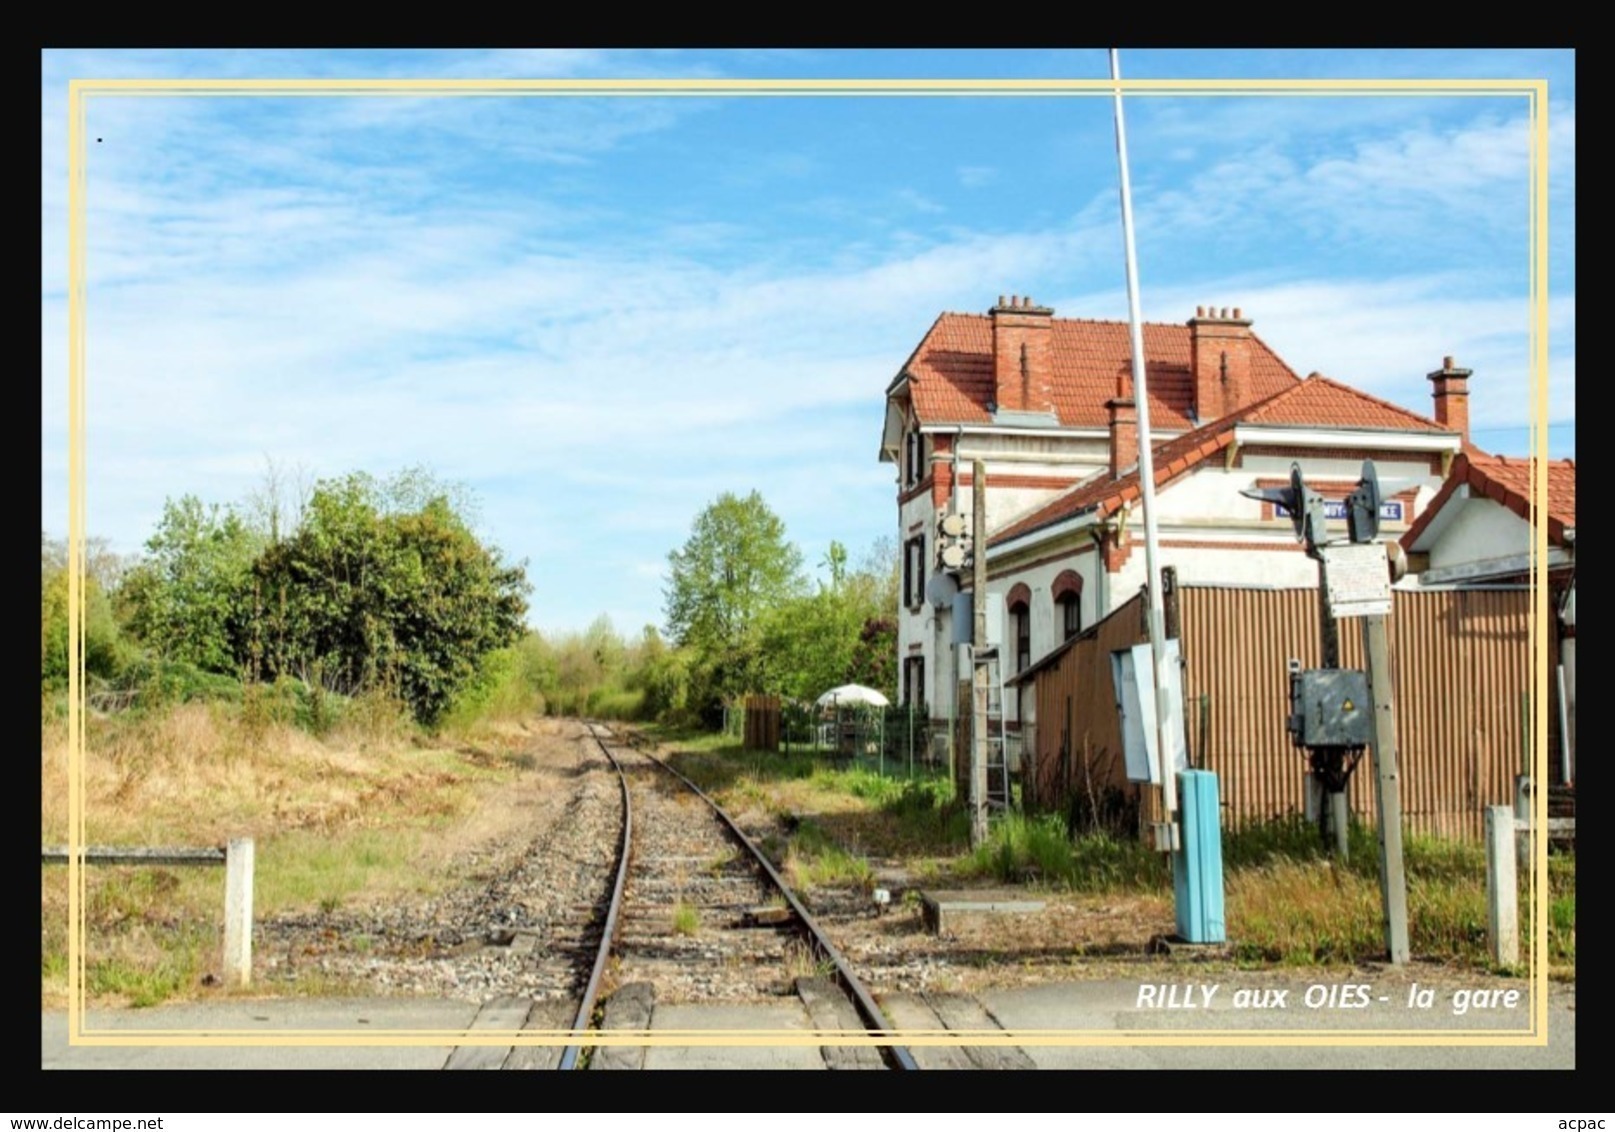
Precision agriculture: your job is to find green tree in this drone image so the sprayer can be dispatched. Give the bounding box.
[118,497,259,674]
[664,491,804,706]
[759,538,897,701]
[633,625,691,720]
[857,535,900,621]
[249,471,529,724]
[40,532,131,690]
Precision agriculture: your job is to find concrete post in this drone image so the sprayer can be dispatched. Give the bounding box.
[1485,805,1519,969]
[1362,614,1410,965]
[1330,791,1351,863]
[224,837,255,987]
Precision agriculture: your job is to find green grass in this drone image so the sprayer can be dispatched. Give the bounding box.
[1222,822,1575,972]
[671,901,701,936]
[254,828,429,912]
[81,921,215,1007]
[1543,851,1576,972]
[785,819,874,890]
[959,812,1169,891]
[87,956,197,1008]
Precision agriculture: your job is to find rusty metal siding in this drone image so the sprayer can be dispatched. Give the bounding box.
[1029,593,1148,812]
[1179,587,1313,837]
[1182,586,1531,840]
[1028,584,1533,840]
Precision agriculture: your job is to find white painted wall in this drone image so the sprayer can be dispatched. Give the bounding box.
[1426,498,1529,572]
[897,487,936,709]
[898,426,1120,722]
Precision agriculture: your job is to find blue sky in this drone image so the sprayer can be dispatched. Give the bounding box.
[40,49,1575,636]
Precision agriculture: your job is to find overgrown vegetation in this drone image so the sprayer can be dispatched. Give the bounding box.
[41,470,910,1008]
[671,901,701,936]
[654,734,1574,976]
[43,466,528,728]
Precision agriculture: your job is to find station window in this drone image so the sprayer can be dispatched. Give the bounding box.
[1059,592,1082,640]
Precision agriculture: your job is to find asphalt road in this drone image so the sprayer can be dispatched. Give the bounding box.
[41,974,1574,1071]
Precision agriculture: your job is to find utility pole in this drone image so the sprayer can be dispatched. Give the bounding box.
[970,459,990,849]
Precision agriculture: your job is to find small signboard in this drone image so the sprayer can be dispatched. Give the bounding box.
[1112,639,1187,784]
[1321,543,1393,618]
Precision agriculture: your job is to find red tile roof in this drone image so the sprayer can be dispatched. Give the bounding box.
[1240,373,1448,431]
[991,375,1455,547]
[1400,453,1577,550]
[898,313,1300,429]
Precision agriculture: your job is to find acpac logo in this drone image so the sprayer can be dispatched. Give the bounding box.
[1558,1121,1607,1130]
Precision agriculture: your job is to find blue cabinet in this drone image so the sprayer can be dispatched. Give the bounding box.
[1172,769,1227,944]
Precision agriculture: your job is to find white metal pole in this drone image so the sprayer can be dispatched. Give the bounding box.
[1109,48,1179,830]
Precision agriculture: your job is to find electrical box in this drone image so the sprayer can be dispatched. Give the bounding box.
[1288,668,1372,749]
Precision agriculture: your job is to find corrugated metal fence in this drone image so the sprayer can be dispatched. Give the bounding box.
[1027,584,1535,840]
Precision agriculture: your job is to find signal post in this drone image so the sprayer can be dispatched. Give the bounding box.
[1244,460,1410,964]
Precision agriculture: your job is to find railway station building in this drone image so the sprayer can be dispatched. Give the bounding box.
[878,298,1470,758]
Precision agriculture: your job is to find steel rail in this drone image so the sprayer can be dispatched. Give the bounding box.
[622,729,919,1071]
[556,723,633,1071]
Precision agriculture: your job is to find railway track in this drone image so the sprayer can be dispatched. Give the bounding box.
[312,718,913,1069]
[554,722,917,1071]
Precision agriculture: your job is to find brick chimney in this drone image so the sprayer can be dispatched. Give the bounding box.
[990,295,1055,414]
[1107,371,1138,480]
[1189,305,1253,423]
[1427,356,1471,447]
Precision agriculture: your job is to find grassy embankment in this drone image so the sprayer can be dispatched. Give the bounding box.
[40,689,541,1008]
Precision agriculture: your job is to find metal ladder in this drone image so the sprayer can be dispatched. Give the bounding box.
[975,646,1012,811]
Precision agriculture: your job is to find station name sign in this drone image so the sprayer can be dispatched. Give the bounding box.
[1277,499,1403,522]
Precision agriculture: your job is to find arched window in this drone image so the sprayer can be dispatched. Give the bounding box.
[1053,569,1084,640]
[1006,582,1032,672]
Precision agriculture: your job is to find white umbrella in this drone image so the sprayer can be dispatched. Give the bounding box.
[815,684,890,709]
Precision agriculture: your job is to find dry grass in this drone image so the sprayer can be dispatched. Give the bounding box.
[40,702,541,1008]
[781,938,831,984]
